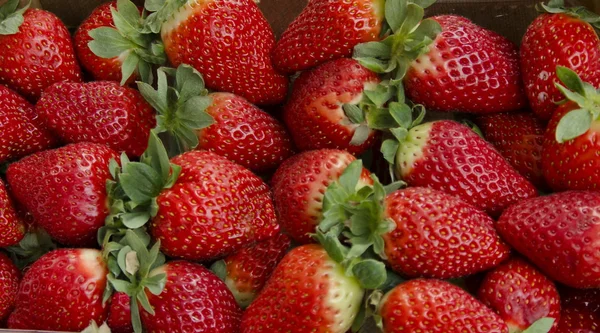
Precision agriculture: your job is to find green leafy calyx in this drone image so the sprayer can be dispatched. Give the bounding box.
[0,0,29,35]
[538,0,600,30]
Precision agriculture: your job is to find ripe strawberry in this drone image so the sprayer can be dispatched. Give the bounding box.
[475,112,547,189]
[37,81,156,157]
[0,178,25,247]
[241,244,365,333]
[107,292,132,333]
[211,233,291,308]
[556,287,600,333]
[0,252,20,324]
[521,1,600,120]
[284,58,381,155]
[541,67,600,192]
[0,3,82,101]
[478,257,561,333]
[272,0,385,74]
[7,143,119,247]
[393,120,537,216]
[379,279,508,333]
[152,0,288,105]
[497,191,600,288]
[8,249,109,331]
[0,85,57,164]
[271,149,373,244]
[141,260,242,333]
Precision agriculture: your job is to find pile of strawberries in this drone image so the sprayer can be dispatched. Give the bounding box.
[0,0,599,331]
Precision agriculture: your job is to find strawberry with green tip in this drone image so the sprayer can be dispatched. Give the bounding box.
[0,252,19,324]
[478,257,561,333]
[0,178,25,248]
[542,66,600,192]
[0,0,82,101]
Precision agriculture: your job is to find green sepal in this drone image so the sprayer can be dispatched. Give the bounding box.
[351,259,387,289]
[6,227,57,270]
[522,317,556,333]
[0,0,29,35]
[144,0,187,33]
[461,119,484,138]
[538,0,600,29]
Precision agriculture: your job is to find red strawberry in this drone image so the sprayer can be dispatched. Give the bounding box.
[211,233,291,308]
[141,260,242,333]
[541,67,600,192]
[393,120,537,216]
[284,58,381,155]
[272,0,385,74]
[241,244,365,333]
[154,0,288,105]
[0,252,20,324]
[521,2,600,121]
[271,149,373,244]
[379,279,508,333]
[475,112,547,189]
[0,4,82,101]
[0,85,57,164]
[478,257,561,333]
[0,178,25,247]
[497,191,600,288]
[107,292,132,333]
[556,287,600,333]
[8,249,109,331]
[7,143,119,247]
[37,81,156,157]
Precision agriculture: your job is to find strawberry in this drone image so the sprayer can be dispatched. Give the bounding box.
[148,0,288,105]
[284,58,382,155]
[0,85,57,164]
[107,292,132,333]
[241,244,365,333]
[7,143,119,247]
[0,252,19,324]
[211,233,291,308]
[475,112,547,189]
[36,81,156,157]
[378,279,508,333]
[8,248,109,331]
[271,149,373,244]
[520,1,600,121]
[541,67,600,192]
[272,0,385,74]
[478,257,561,333]
[556,287,600,333]
[497,191,600,288]
[0,1,82,101]
[0,178,25,247]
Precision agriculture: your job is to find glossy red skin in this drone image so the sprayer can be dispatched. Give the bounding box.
[476,112,547,189]
[0,253,20,324]
[271,149,373,244]
[556,288,600,333]
[74,1,138,83]
[161,0,288,105]
[403,120,538,217]
[272,0,383,74]
[151,150,279,261]
[521,13,600,121]
[198,92,294,172]
[108,292,132,333]
[0,179,25,248]
[0,85,57,164]
[497,191,600,288]
[37,81,156,157]
[405,15,526,114]
[380,279,508,333]
[284,58,380,155]
[0,9,82,101]
[223,233,291,302]
[542,102,600,191]
[383,187,510,279]
[142,261,241,333]
[8,249,109,331]
[6,143,118,247]
[478,257,561,333]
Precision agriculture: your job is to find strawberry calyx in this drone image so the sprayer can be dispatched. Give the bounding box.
[143,0,187,34]
[553,66,600,143]
[537,0,600,30]
[88,0,167,85]
[0,0,29,35]
[6,227,57,270]
[137,64,215,157]
[521,317,556,333]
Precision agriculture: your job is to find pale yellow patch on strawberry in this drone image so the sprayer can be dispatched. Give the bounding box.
[224,276,254,309]
[79,249,107,279]
[395,122,433,179]
[322,258,364,333]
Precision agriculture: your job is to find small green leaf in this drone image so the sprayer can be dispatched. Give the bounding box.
[121,211,151,229]
[339,160,363,192]
[138,61,153,85]
[343,104,366,124]
[317,232,349,263]
[120,52,139,86]
[390,127,408,142]
[0,0,19,19]
[555,108,592,143]
[410,0,436,8]
[117,246,133,277]
[399,4,425,36]
[347,240,373,259]
[383,181,405,194]
[144,131,172,182]
[363,83,394,108]
[110,278,133,293]
[175,64,207,102]
[555,83,587,107]
[120,162,164,203]
[180,96,215,129]
[156,69,168,109]
[131,298,143,333]
[372,234,387,258]
[116,0,141,28]
[144,0,165,11]
[137,289,154,314]
[556,66,586,95]
[385,0,407,33]
[350,125,371,146]
[410,18,442,44]
[0,11,23,35]
[353,41,391,59]
[111,7,139,40]
[389,102,412,128]
[366,108,399,130]
[137,82,167,114]
[354,57,389,73]
[522,317,556,333]
[411,105,426,127]
[88,27,133,59]
[352,259,387,289]
[380,139,400,165]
